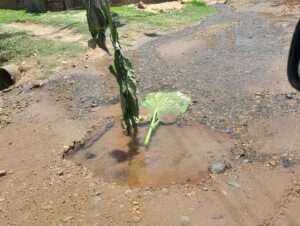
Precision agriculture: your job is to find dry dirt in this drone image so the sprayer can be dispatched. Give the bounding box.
[1,0,300,226]
[6,22,83,43]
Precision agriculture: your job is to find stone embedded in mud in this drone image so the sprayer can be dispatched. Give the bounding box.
[281,156,293,168]
[90,195,101,205]
[143,190,154,196]
[180,216,190,225]
[132,216,142,223]
[161,188,169,194]
[209,162,226,174]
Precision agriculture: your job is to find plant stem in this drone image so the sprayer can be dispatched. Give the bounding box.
[144,110,159,146]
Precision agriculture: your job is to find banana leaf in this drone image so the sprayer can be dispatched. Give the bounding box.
[86,0,139,135]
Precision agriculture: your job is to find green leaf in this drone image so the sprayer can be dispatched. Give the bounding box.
[140,92,191,146]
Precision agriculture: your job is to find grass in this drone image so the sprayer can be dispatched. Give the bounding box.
[0,1,215,74]
[0,27,87,69]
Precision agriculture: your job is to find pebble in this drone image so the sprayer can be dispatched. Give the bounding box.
[227,181,240,189]
[143,190,154,196]
[0,170,6,177]
[91,195,101,205]
[180,216,190,225]
[132,201,139,205]
[132,216,142,223]
[161,188,169,194]
[209,162,226,174]
[125,189,132,196]
[200,187,208,191]
[269,160,276,167]
[55,169,64,176]
[63,216,74,222]
[281,157,293,168]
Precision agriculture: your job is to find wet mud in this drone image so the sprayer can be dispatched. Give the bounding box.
[65,115,233,187]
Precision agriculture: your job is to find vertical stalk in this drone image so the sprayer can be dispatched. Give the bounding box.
[144,110,159,146]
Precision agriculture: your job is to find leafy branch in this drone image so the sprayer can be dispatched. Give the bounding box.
[86,0,139,136]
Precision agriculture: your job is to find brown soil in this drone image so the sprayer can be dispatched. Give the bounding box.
[1,0,300,226]
[6,22,83,43]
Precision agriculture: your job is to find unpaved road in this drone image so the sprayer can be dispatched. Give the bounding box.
[1,0,300,225]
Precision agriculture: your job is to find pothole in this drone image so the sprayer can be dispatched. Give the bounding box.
[64,109,233,187]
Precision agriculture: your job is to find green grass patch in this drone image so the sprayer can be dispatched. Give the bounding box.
[0,1,215,34]
[0,1,215,74]
[0,27,86,69]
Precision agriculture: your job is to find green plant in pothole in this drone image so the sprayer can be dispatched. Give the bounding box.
[140,92,191,146]
[86,0,139,136]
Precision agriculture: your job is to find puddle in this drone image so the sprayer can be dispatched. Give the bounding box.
[65,118,233,187]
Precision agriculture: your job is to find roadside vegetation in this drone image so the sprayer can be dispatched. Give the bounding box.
[0,1,215,76]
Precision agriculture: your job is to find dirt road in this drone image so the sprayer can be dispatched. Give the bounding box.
[1,0,300,225]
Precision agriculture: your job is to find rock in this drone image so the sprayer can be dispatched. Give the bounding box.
[143,190,154,196]
[137,1,146,9]
[0,170,6,177]
[125,189,132,196]
[0,197,5,202]
[200,187,208,191]
[243,159,253,163]
[90,195,101,205]
[180,216,190,225]
[209,162,226,174]
[132,216,142,223]
[286,93,293,99]
[63,216,74,222]
[227,181,240,189]
[269,160,276,167]
[55,169,64,176]
[227,175,240,189]
[84,65,89,69]
[281,157,293,168]
[132,201,139,205]
[161,188,169,194]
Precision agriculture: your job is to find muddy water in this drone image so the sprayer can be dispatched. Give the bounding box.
[66,118,233,187]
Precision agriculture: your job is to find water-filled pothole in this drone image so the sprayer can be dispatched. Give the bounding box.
[65,117,233,187]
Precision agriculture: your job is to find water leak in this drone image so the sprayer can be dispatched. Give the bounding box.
[65,114,233,187]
